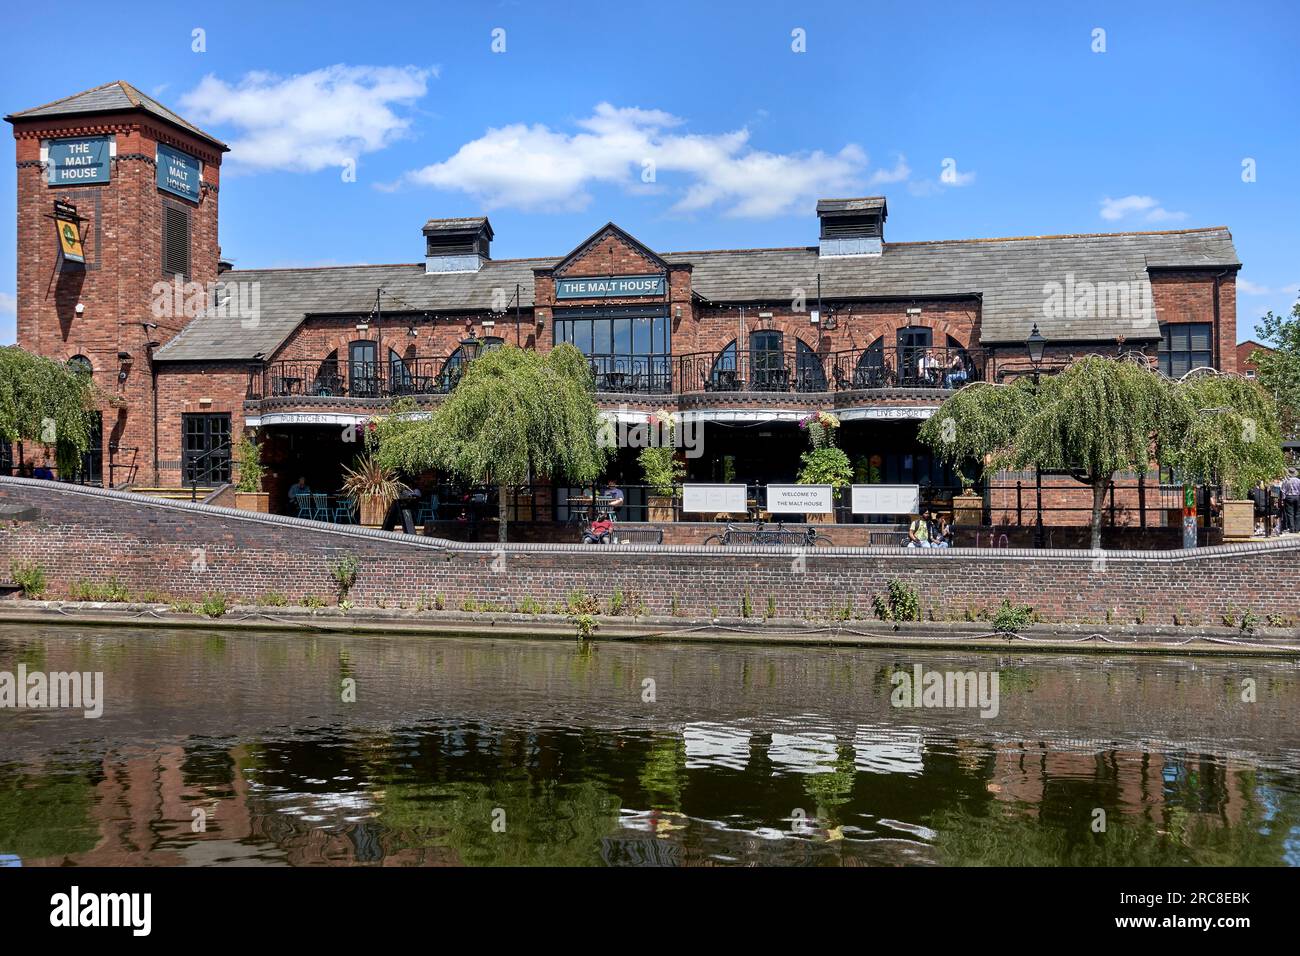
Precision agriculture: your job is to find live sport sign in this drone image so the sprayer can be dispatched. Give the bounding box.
[555,275,665,299]
[157,143,202,201]
[47,136,112,185]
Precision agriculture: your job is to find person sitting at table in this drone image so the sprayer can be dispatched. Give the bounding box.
[918,349,941,387]
[604,479,625,516]
[943,353,968,389]
[907,511,932,548]
[288,477,311,506]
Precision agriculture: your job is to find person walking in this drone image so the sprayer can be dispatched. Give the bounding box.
[1282,468,1300,534]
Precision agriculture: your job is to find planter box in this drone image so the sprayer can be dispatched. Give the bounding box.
[359,496,387,527]
[952,491,983,527]
[1222,499,1255,540]
[647,495,676,522]
[234,491,269,513]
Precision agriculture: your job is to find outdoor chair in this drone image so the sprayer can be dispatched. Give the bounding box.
[331,497,357,523]
[416,494,440,526]
[310,493,331,521]
[295,495,313,520]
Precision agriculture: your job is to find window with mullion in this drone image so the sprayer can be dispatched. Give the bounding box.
[1159,323,1213,377]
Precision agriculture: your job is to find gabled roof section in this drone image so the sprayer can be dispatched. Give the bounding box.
[4,80,229,151]
[546,222,672,276]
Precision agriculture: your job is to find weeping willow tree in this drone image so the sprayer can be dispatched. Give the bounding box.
[1164,371,1284,497]
[373,343,609,542]
[0,346,97,477]
[920,356,1187,550]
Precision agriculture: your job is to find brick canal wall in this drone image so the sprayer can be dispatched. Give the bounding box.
[0,477,1295,625]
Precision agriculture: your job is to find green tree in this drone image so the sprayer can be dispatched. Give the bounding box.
[1164,372,1284,497]
[1251,296,1300,448]
[922,357,1182,550]
[0,346,96,477]
[374,344,609,542]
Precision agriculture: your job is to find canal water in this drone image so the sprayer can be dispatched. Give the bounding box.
[1,625,1298,866]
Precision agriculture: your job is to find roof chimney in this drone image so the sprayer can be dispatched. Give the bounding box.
[817,197,886,257]
[423,216,493,274]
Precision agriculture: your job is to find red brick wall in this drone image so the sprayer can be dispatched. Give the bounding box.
[11,113,223,482]
[1,477,1292,623]
[1151,270,1237,373]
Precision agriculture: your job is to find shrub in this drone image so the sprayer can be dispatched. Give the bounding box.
[571,612,598,640]
[766,595,777,619]
[991,599,1034,634]
[10,561,47,599]
[741,589,753,618]
[234,434,264,493]
[328,555,359,600]
[301,594,327,609]
[199,593,228,618]
[873,579,920,623]
[566,590,600,616]
[257,591,289,607]
[68,577,131,602]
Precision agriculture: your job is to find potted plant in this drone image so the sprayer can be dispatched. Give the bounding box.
[797,411,850,523]
[952,474,983,528]
[342,454,410,527]
[234,434,269,512]
[639,410,686,522]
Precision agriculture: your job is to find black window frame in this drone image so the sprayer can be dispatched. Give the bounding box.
[1158,322,1213,378]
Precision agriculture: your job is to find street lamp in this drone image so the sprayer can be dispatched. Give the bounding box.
[459,319,482,363]
[1027,324,1047,548]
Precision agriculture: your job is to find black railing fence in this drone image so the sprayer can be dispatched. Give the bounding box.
[250,346,1000,401]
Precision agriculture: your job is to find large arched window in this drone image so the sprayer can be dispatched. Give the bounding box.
[314,350,341,396]
[850,336,889,388]
[439,336,504,390]
[67,355,93,377]
[793,338,827,392]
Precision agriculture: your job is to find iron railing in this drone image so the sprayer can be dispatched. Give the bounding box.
[251,345,994,401]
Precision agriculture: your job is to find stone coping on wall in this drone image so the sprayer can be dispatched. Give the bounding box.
[2,475,1298,564]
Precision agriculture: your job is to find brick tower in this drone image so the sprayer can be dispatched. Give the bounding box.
[5,81,227,485]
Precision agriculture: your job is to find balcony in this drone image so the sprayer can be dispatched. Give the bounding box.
[247,345,990,404]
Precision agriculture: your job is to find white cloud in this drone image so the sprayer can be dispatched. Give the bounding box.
[1099,194,1187,223]
[179,65,435,173]
[393,103,888,218]
[0,292,16,346]
[1239,277,1300,297]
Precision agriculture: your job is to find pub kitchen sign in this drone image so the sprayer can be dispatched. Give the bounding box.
[555,274,665,299]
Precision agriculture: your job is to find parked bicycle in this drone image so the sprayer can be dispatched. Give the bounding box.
[702,520,832,548]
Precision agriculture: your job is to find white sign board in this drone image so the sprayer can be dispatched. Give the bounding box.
[682,483,747,514]
[851,484,920,515]
[766,484,834,514]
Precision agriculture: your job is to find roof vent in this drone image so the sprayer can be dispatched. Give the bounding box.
[424,217,492,274]
[817,197,886,257]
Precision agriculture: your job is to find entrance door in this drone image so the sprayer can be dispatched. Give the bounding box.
[749,330,786,389]
[182,413,231,484]
[79,411,103,485]
[896,326,933,386]
[349,340,379,397]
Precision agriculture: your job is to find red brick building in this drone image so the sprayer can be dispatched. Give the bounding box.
[7,82,1243,523]
[1236,339,1273,380]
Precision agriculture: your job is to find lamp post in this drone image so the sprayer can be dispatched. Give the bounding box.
[1026,324,1047,548]
[459,318,483,362]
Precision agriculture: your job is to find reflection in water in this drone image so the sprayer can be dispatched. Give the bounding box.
[1,627,1298,866]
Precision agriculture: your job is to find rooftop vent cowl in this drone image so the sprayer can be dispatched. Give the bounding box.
[424,217,493,274]
[817,197,886,257]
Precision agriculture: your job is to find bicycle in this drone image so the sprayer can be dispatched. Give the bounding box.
[703,519,832,548]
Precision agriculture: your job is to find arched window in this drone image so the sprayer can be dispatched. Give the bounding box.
[314,349,341,396]
[388,347,411,394]
[67,355,93,376]
[439,336,504,390]
[851,336,889,388]
[793,338,826,392]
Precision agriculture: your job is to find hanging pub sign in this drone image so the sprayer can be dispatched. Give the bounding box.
[52,200,86,264]
[46,136,112,186]
[555,274,665,299]
[156,143,202,202]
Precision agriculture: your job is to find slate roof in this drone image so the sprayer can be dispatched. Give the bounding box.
[4,81,228,150]
[153,226,1238,361]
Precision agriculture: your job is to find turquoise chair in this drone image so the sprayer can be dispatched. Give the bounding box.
[332,497,357,524]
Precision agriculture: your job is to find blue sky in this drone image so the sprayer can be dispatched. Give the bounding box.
[2,0,1297,344]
